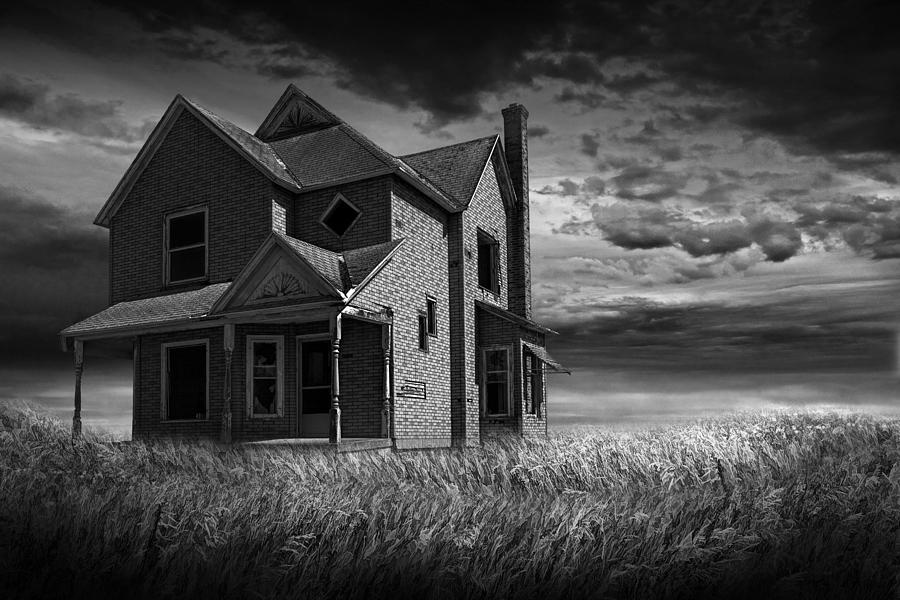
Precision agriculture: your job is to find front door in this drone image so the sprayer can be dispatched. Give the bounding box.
[299,339,331,437]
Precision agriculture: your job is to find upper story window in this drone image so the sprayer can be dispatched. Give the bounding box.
[320,193,361,237]
[477,229,500,294]
[426,296,437,336]
[166,207,207,284]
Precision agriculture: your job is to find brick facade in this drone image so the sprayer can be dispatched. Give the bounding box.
[109,111,277,304]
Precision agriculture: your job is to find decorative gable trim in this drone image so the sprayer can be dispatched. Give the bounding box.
[94,95,301,228]
[209,234,345,315]
[255,84,343,141]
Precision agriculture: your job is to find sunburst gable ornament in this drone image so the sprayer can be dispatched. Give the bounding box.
[252,272,309,300]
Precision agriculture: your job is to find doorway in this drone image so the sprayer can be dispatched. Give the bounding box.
[297,337,331,437]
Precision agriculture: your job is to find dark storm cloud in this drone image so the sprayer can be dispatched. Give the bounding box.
[610,165,688,202]
[7,0,899,156]
[580,133,600,157]
[0,187,108,360]
[556,87,608,110]
[529,125,550,138]
[0,186,107,268]
[0,73,152,141]
[547,287,900,375]
[587,200,807,262]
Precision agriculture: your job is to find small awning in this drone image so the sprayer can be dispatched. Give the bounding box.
[522,341,570,374]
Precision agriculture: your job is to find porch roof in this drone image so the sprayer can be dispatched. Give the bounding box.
[474,300,558,335]
[60,283,229,339]
[522,340,570,374]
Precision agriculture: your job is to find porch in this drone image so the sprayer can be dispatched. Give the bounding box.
[59,284,396,446]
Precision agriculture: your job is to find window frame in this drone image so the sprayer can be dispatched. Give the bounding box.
[164,206,209,286]
[246,335,285,419]
[426,296,437,337]
[476,229,500,295]
[481,345,511,417]
[319,192,362,237]
[160,339,209,422]
[523,347,544,416]
[417,312,429,352]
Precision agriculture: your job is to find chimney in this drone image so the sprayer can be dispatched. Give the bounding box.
[502,103,532,320]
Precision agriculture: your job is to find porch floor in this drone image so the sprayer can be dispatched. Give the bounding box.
[242,437,393,453]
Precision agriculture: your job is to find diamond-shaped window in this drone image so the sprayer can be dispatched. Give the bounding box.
[320,193,361,237]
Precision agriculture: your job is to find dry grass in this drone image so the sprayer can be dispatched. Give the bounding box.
[1,399,899,599]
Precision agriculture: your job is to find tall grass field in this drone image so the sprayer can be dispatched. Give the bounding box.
[1,400,899,599]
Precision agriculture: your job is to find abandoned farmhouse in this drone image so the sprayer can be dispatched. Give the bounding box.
[60,85,567,448]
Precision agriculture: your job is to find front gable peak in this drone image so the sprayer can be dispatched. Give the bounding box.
[255,85,343,141]
[210,234,345,315]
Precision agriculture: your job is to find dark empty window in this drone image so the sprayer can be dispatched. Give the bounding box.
[483,348,509,416]
[167,209,207,283]
[418,313,429,351]
[426,296,437,336]
[165,343,207,420]
[321,194,361,236]
[477,230,499,293]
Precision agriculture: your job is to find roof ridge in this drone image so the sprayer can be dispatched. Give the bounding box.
[398,134,498,159]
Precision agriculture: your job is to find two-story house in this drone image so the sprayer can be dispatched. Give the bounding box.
[60,85,567,448]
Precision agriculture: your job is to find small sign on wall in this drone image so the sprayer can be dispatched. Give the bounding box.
[398,380,427,399]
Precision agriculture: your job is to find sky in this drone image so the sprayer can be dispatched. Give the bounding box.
[0,0,898,434]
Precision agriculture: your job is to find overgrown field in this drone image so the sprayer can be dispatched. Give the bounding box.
[1,401,899,599]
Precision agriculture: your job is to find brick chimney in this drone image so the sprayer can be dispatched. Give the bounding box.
[502,103,532,320]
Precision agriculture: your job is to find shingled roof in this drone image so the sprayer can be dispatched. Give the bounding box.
[61,283,229,338]
[399,136,498,208]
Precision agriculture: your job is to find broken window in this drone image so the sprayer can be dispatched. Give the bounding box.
[163,341,207,420]
[482,347,510,416]
[166,208,207,283]
[320,193,361,237]
[248,336,283,417]
[477,229,499,293]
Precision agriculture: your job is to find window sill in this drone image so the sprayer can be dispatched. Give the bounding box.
[249,414,284,419]
[164,277,209,289]
[161,418,208,423]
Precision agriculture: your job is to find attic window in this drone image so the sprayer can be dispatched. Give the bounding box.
[320,193,361,237]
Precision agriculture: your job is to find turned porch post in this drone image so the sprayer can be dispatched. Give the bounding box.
[329,314,342,444]
[220,323,235,444]
[72,339,84,439]
[381,314,393,438]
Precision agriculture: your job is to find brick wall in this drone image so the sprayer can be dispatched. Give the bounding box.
[290,176,392,251]
[448,159,513,446]
[350,176,452,448]
[110,110,278,304]
[339,317,384,438]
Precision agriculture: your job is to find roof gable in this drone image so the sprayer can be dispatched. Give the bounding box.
[210,233,345,315]
[94,95,299,228]
[399,135,513,209]
[255,84,343,141]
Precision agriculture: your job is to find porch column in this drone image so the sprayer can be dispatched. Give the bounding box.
[381,315,393,438]
[220,323,235,444]
[72,339,84,439]
[330,314,342,444]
